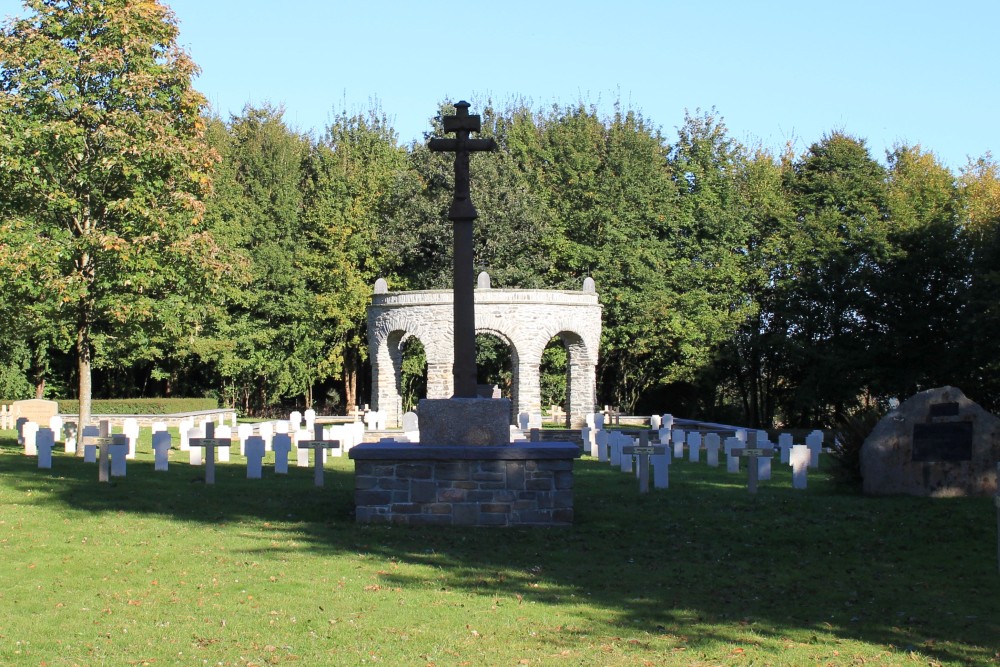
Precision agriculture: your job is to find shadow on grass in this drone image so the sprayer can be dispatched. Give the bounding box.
[0,436,997,664]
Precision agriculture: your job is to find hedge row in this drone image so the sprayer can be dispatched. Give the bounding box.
[54,398,220,415]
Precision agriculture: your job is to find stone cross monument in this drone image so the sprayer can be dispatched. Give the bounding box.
[419,101,509,445]
[428,101,497,398]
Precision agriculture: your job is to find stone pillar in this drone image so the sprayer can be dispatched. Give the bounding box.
[372,335,404,428]
[425,361,453,399]
[567,354,596,429]
[515,361,542,428]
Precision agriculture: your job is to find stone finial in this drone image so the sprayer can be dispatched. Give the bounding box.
[374,278,388,294]
[477,272,491,289]
[582,277,596,293]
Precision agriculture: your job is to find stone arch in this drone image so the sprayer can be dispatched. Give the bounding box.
[368,278,601,428]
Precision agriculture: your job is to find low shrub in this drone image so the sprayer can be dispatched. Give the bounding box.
[828,407,883,488]
[55,398,219,415]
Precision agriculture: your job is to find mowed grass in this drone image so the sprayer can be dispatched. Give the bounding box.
[0,428,998,667]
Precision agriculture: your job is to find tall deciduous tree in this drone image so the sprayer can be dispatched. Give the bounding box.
[0,0,217,441]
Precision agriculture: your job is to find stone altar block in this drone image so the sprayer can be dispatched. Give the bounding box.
[417,397,511,446]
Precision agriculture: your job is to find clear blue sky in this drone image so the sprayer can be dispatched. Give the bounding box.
[2,0,996,171]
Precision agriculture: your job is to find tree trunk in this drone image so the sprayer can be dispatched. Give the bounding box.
[76,323,92,456]
[344,350,358,414]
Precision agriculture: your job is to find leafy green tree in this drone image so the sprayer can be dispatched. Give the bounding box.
[0,0,217,439]
[876,145,965,398]
[780,133,891,424]
[200,105,312,413]
[304,106,409,410]
[957,154,1000,409]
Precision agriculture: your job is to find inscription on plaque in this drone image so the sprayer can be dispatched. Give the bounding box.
[912,422,973,462]
[928,402,960,418]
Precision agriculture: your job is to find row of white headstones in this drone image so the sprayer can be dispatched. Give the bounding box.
[579,413,824,491]
[15,411,370,484]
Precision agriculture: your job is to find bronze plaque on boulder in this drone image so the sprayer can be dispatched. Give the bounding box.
[912,422,973,462]
[928,402,960,418]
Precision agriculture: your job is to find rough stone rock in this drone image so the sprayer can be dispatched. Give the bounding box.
[861,386,1000,496]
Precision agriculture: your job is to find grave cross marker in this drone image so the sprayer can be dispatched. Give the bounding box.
[81,420,113,482]
[731,432,774,495]
[428,101,497,398]
[297,424,341,487]
[622,430,667,493]
[189,422,231,485]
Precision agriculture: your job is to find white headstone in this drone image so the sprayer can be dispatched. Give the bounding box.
[304,409,316,431]
[704,433,721,467]
[275,420,290,434]
[518,412,530,431]
[36,427,55,469]
[179,417,194,451]
[609,431,622,466]
[237,423,254,455]
[215,425,233,462]
[585,412,595,429]
[81,425,99,462]
[617,433,634,473]
[725,437,741,473]
[48,415,63,442]
[594,413,606,430]
[326,425,345,456]
[791,444,810,489]
[477,271,491,289]
[151,421,168,434]
[595,429,609,463]
[245,435,266,479]
[289,411,302,430]
[402,411,419,441]
[272,433,292,474]
[687,432,702,463]
[294,429,311,467]
[778,433,794,464]
[652,445,670,489]
[806,431,823,468]
[23,421,39,456]
[661,414,674,431]
[188,427,205,465]
[109,434,128,477]
[258,421,274,451]
[650,414,661,430]
[671,429,685,460]
[152,431,172,471]
[122,417,139,459]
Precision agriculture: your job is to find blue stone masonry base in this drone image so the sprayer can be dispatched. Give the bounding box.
[349,442,580,526]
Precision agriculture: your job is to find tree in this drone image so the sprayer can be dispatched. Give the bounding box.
[780,133,890,424]
[200,105,311,414]
[0,0,218,440]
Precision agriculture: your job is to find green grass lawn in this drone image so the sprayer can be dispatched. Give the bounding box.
[1,428,997,666]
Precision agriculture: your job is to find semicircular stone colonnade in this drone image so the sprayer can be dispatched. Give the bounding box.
[368,274,602,429]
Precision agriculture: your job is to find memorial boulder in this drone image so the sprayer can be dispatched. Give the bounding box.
[861,386,1000,496]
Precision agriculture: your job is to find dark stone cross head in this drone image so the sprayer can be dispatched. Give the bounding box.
[428,101,497,220]
[427,101,497,398]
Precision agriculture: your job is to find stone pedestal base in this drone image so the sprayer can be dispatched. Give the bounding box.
[349,442,580,526]
[418,397,511,446]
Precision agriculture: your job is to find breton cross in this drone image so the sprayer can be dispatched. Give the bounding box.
[297,424,341,487]
[731,432,774,495]
[428,101,497,398]
[622,430,668,493]
[81,420,114,483]
[188,422,231,485]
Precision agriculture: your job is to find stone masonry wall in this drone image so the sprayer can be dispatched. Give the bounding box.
[351,445,577,526]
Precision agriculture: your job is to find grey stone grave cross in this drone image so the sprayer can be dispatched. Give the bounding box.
[622,430,667,493]
[730,432,774,495]
[188,422,231,485]
[428,101,497,398]
[297,424,341,487]
[81,420,113,482]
